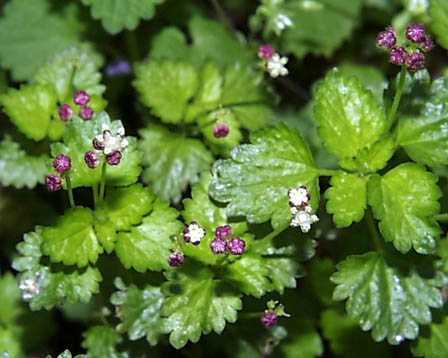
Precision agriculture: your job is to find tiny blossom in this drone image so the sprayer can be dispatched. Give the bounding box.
[213,122,230,138]
[266,53,289,78]
[261,310,278,328]
[422,35,435,52]
[288,186,310,208]
[291,206,319,233]
[105,59,132,77]
[73,90,90,106]
[93,137,105,151]
[183,222,206,245]
[215,225,232,240]
[210,237,227,254]
[169,251,185,267]
[258,44,276,60]
[45,174,62,192]
[406,51,426,72]
[19,274,42,301]
[52,154,71,174]
[376,27,396,49]
[227,237,246,255]
[84,151,100,169]
[94,124,129,156]
[106,150,122,166]
[80,106,94,120]
[390,47,408,66]
[406,23,427,43]
[58,104,73,122]
[275,13,293,32]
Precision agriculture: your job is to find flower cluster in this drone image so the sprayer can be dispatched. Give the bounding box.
[260,300,289,328]
[377,23,434,72]
[258,44,289,78]
[19,273,43,301]
[288,186,318,233]
[58,90,95,122]
[210,224,246,256]
[84,123,129,169]
[183,221,206,245]
[168,250,185,267]
[45,154,72,192]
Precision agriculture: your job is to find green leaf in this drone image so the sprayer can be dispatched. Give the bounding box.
[1,83,57,141]
[0,0,83,81]
[280,319,323,358]
[51,113,141,188]
[162,265,242,349]
[210,124,318,229]
[0,327,23,358]
[110,278,165,346]
[331,251,443,344]
[115,199,183,272]
[314,69,389,171]
[413,316,448,358]
[139,125,213,203]
[41,208,103,268]
[368,163,441,254]
[430,0,448,50]
[325,172,367,228]
[82,325,125,358]
[0,273,22,326]
[0,136,49,189]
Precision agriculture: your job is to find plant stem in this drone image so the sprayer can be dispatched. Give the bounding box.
[92,185,98,208]
[435,213,448,222]
[366,210,383,252]
[262,224,289,242]
[99,162,107,202]
[388,66,406,126]
[65,175,75,208]
[318,168,340,177]
[125,30,139,63]
[210,0,233,30]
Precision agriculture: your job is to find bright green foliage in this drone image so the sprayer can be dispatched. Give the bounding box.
[314,69,389,171]
[51,113,141,188]
[82,325,125,358]
[325,172,367,228]
[0,273,22,326]
[251,0,362,58]
[139,125,213,203]
[163,265,242,349]
[430,0,448,50]
[82,0,163,34]
[210,124,319,229]
[368,163,442,254]
[413,316,448,358]
[41,208,103,267]
[331,252,443,344]
[110,278,166,346]
[0,136,49,189]
[280,319,323,358]
[0,0,83,80]
[114,199,183,272]
[0,327,23,358]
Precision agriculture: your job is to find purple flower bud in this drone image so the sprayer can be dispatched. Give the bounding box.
[169,251,185,267]
[52,154,71,174]
[261,310,278,328]
[228,237,246,255]
[258,44,276,60]
[105,59,132,77]
[210,237,227,254]
[93,138,105,151]
[422,35,435,52]
[58,104,73,122]
[406,23,427,43]
[80,106,94,121]
[106,151,122,166]
[390,46,408,66]
[406,51,426,72]
[213,122,230,138]
[84,151,100,169]
[73,90,90,106]
[215,225,232,240]
[376,27,396,49]
[45,174,62,192]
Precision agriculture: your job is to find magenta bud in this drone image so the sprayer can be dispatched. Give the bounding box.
[227,237,246,255]
[213,122,230,138]
[58,104,73,122]
[45,174,62,192]
[92,138,105,151]
[406,23,427,43]
[84,151,100,169]
[73,90,90,106]
[258,44,276,60]
[261,311,278,328]
[422,35,435,52]
[406,51,426,72]
[210,237,227,254]
[390,46,408,66]
[106,150,122,166]
[168,251,185,267]
[215,225,232,240]
[376,27,396,49]
[80,106,94,121]
[52,154,71,174]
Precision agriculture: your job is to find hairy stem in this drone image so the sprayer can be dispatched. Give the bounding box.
[99,162,107,202]
[366,210,383,252]
[388,66,406,126]
[65,175,75,208]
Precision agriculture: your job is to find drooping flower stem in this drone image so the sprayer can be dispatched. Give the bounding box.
[388,66,406,126]
[65,175,75,208]
[99,162,107,202]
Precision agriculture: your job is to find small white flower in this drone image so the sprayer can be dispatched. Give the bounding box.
[95,124,129,155]
[288,187,310,207]
[184,222,206,245]
[275,13,293,32]
[267,54,289,78]
[19,274,42,301]
[291,206,319,233]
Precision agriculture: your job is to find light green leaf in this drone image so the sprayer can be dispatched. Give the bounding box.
[115,199,183,272]
[413,316,448,358]
[110,278,165,346]
[0,273,22,326]
[368,163,442,254]
[0,136,49,189]
[0,327,23,358]
[314,69,389,171]
[139,125,213,203]
[325,172,367,228]
[331,251,443,344]
[210,124,318,229]
[51,112,141,188]
[280,319,323,358]
[163,265,242,349]
[0,0,83,81]
[430,0,448,50]
[41,208,103,267]
[82,325,125,358]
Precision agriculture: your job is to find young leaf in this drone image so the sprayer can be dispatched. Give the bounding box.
[162,265,242,349]
[210,124,319,229]
[368,163,442,254]
[110,278,165,346]
[139,125,213,203]
[430,0,448,50]
[41,208,103,268]
[0,136,49,189]
[413,316,448,358]
[0,273,22,326]
[82,325,125,358]
[331,252,443,344]
[114,199,183,272]
[325,172,367,228]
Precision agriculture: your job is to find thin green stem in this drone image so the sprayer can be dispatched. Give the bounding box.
[99,162,107,202]
[125,30,139,63]
[65,175,75,208]
[366,210,383,252]
[210,0,233,30]
[261,224,289,242]
[318,168,341,177]
[435,213,448,222]
[240,312,263,319]
[92,185,98,209]
[388,66,406,126]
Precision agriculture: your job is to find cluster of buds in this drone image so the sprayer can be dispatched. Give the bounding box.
[377,23,434,72]
[45,154,72,192]
[288,186,318,233]
[84,123,129,169]
[183,221,207,245]
[210,224,246,256]
[58,90,95,121]
[260,300,289,328]
[258,44,289,78]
